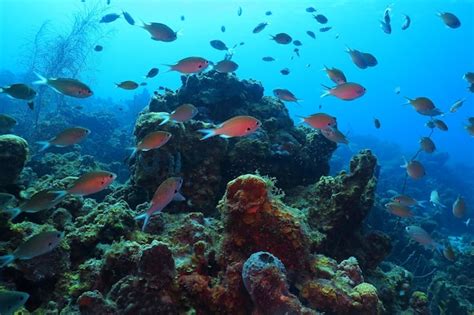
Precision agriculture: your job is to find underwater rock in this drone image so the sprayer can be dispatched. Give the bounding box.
[287,149,380,263]
[218,174,313,272]
[0,134,29,187]
[366,263,413,314]
[131,113,228,214]
[67,200,136,264]
[77,290,116,314]
[409,291,429,315]
[179,261,252,314]
[428,251,474,315]
[130,72,336,214]
[301,255,384,314]
[242,251,315,314]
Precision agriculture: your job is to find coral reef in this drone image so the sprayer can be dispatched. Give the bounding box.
[0,71,431,315]
[127,71,336,214]
[242,251,314,315]
[0,134,29,187]
[300,255,384,314]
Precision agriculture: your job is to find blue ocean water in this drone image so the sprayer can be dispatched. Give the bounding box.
[1,0,473,165]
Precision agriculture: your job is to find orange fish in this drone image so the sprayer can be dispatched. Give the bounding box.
[404,96,443,116]
[299,113,336,129]
[273,88,300,103]
[452,195,467,218]
[198,115,261,140]
[321,82,366,101]
[323,65,347,85]
[385,201,414,218]
[321,126,349,144]
[129,131,171,159]
[142,22,178,42]
[135,177,184,231]
[166,57,209,74]
[67,171,116,196]
[401,158,425,180]
[214,60,239,73]
[33,73,93,98]
[116,81,139,90]
[433,119,448,131]
[36,127,90,152]
[419,137,436,153]
[392,194,426,208]
[159,104,198,125]
[346,47,367,69]
[443,243,456,262]
[405,225,440,250]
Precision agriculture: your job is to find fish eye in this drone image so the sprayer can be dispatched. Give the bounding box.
[57,233,61,238]
[247,127,251,131]
[109,174,114,178]
[198,65,202,68]
[48,242,53,246]
[174,189,178,193]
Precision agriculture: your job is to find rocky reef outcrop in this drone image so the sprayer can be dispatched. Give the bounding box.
[0,134,28,187]
[126,71,336,214]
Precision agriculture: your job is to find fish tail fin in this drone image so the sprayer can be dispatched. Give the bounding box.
[27,101,34,110]
[402,96,412,105]
[176,29,184,37]
[2,208,21,220]
[162,64,175,72]
[320,84,331,98]
[296,116,305,124]
[158,113,171,125]
[400,156,408,168]
[127,147,138,160]
[0,87,3,93]
[33,72,48,85]
[135,212,150,231]
[36,141,51,152]
[0,254,14,268]
[198,129,217,140]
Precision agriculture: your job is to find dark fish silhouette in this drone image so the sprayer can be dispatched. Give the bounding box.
[313,14,328,24]
[100,13,120,23]
[253,22,268,34]
[210,40,228,51]
[280,68,290,75]
[145,68,159,78]
[401,14,411,30]
[122,11,135,25]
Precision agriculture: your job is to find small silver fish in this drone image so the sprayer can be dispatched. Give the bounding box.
[0,231,64,268]
[0,290,29,315]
